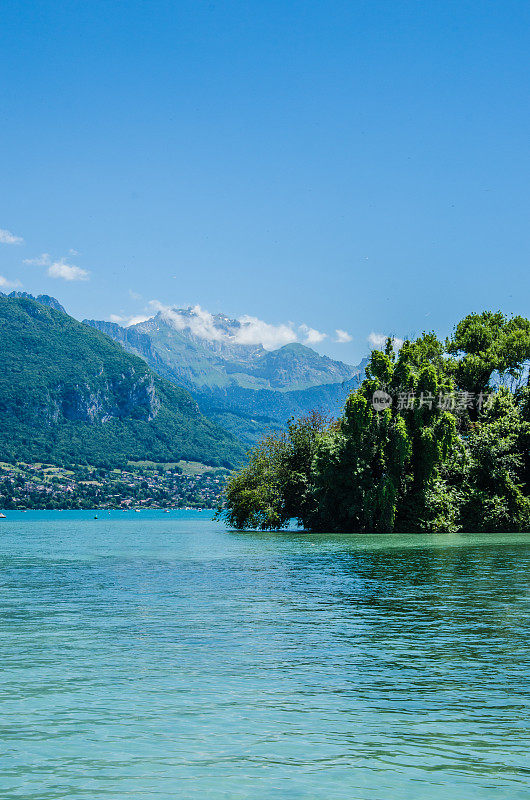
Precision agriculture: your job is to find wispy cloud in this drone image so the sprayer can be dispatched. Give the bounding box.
[0,228,23,245]
[23,253,51,266]
[24,252,89,281]
[146,302,330,351]
[368,332,387,349]
[110,301,341,351]
[47,260,89,281]
[0,275,22,289]
[299,324,327,346]
[128,314,151,325]
[109,313,151,327]
[335,329,352,343]
[235,315,299,349]
[151,302,226,342]
[368,332,404,350]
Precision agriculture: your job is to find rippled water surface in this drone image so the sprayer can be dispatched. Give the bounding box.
[1,511,529,799]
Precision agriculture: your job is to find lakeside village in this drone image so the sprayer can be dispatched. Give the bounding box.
[0,460,229,511]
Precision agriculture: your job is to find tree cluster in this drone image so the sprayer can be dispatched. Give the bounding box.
[222,312,530,532]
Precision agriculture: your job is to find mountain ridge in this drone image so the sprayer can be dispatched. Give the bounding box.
[85,306,365,445]
[0,295,243,467]
[85,308,361,392]
[1,290,67,313]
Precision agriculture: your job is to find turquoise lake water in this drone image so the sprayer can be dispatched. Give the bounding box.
[0,511,529,799]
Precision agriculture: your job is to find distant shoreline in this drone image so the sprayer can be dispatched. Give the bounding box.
[0,506,216,513]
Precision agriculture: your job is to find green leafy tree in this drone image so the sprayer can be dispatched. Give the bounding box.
[308,333,459,532]
[448,312,530,398]
[461,389,530,531]
[221,412,328,530]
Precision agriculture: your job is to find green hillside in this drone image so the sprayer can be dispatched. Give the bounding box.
[0,296,242,468]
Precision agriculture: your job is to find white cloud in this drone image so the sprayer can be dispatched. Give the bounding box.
[23,253,51,266]
[47,260,89,281]
[147,301,337,351]
[368,332,404,350]
[368,332,387,349]
[127,314,151,326]
[235,315,299,349]
[23,251,89,281]
[335,329,352,343]
[299,323,327,346]
[110,313,152,327]
[151,302,226,341]
[0,275,22,289]
[0,228,23,245]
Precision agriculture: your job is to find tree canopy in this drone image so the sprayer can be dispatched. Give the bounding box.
[221,311,530,533]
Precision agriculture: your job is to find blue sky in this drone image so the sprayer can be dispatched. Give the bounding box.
[1,0,529,363]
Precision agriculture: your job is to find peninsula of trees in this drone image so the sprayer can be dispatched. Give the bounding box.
[222,312,530,533]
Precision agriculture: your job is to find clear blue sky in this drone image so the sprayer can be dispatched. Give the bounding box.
[0,0,529,363]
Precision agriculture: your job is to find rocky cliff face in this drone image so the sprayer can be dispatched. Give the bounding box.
[56,370,161,424]
[82,320,165,369]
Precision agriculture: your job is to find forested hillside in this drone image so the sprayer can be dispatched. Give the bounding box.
[0,296,242,468]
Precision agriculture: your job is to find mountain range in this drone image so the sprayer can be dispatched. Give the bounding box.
[85,308,366,444]
[0,293,242,468]
[0,292,365,467]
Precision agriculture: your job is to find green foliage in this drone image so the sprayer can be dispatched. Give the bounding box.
[448,311,530,395]
[308,334,458,533]
[222,312,530,533]
[221,412,329,530]
[460,389,530,531]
